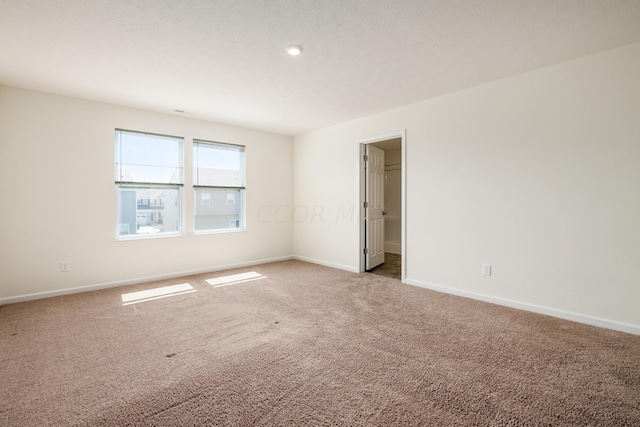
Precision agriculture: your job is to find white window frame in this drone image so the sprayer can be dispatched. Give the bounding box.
[193,139,245,233]
[115,129,184,239]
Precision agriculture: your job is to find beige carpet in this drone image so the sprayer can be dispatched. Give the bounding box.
[1,260,639,426]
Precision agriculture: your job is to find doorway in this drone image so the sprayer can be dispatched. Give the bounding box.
[359,130,406,282]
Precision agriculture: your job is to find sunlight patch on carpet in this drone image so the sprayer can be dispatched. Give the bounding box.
[121,283,196,305]
[206,271,266,288]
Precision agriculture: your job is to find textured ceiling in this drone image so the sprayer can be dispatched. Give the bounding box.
[1,0,640,135]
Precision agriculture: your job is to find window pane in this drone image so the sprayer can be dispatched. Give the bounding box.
[117,186,181,236]
[194,188,242,231]
[115,130,183,184]
[193,141,244,187]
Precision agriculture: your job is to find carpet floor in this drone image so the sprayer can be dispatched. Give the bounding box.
[1,260,639,426]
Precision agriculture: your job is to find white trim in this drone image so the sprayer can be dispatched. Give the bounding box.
[293,255,359,273]
[0,256,293,306]
[400,130,407,284]
[359,143,366,273]
[404,277,640,336]
[357,129,407,284]
[384,241,401,254]
[358,130,406,144]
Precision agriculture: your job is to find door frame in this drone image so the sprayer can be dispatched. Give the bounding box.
[358,129,406,283]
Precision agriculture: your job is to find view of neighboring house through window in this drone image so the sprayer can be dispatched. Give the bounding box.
[193,140,245,232]
[115,129,183,238]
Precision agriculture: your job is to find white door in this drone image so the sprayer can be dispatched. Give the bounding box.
[365,145,385,270]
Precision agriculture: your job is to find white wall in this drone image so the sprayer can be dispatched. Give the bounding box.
[0,86,293,302]
[293,43,640,331]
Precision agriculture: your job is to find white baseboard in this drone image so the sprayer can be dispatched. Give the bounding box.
[384,242,401,254]
[404,278,640,336]
[292,255,359,273]
[6,259,636,336]
[0,256,294,305]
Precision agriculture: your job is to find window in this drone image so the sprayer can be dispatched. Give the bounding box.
[115,130,183,238]
[193,140,245,231]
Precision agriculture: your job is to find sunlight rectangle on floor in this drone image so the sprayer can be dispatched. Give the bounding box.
[121,283,196,305]
[206,271,266,288]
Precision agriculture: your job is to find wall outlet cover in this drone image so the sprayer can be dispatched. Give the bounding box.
[483,264,491,276]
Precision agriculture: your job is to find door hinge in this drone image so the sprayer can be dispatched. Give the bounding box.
[364,248,369,255]
[363,201,368,208]
[363,155,369,162]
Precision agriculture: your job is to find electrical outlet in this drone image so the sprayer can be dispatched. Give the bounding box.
[482,264,491,276]
[60,261,69,272]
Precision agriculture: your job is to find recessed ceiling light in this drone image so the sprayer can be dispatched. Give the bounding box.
[286,45,303,56]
